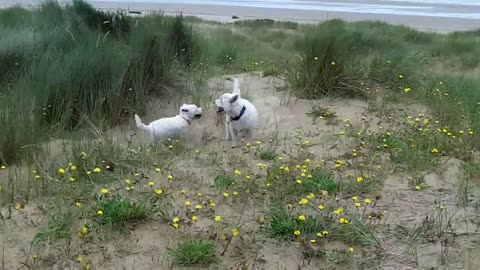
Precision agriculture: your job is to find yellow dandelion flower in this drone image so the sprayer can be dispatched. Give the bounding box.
[339,218,349,224]
[93,167,101,173]
[232,228,239,236]
[398,74,404,79]
[234,169,241,175]
[181,189,187,194]
[298,215,306,221]
[415,185,421,190]
[149,181,155,187]
[348,247,355,253]
[76,255,83,263]
[431,148,439,154]
[58,168,66,175]
[322,230,329,236]
[195,204,202,210]
[307,193,315,199]
[172,223,179,229]
[318,204,325,210]
[233,191,239,196]
[365,198,372,204]
[0,165,6,170]
[101,189,108,195]
[214,216,222,222]
[223,192,229,198]
[352,196,358,201]
[173,217,180,223]
[168,175,174,180]
[75,202,82,208]
[155,168,161,173]
[154,189,163,195]
[209,201,216,207]
[299,198,308,205]
[191,215,198,222]
[97,210,104,216]
[439,204,445,210]
[296,179,302,184]
[404,87,411,93]
[185,201,191,207]
[334,207,344,215]
[294,230,301,236]
[330,61,336,66]
[356,176,364,183]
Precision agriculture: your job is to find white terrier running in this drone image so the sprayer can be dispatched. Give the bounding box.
[134,104,203,144]
[215,78,258,148]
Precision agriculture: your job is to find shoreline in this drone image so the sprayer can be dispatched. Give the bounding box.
[2,0,480,33]
[94,2,480,33]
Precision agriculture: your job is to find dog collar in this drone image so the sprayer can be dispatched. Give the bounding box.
[182,117,191,125]
[230,106,246,121]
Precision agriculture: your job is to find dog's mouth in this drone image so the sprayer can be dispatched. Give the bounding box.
[194,114,202,119]
[216,107,224,113]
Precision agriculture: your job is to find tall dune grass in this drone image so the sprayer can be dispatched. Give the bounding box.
[0,1,197,164]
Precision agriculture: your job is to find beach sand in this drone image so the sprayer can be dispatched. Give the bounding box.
[2,0,480,33]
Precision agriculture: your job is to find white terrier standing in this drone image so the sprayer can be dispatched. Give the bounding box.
[215,78,258,148]
[134,104,203,144]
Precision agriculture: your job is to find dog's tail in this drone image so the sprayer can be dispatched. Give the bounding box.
[233,78,241,95]
[134,114,150,132]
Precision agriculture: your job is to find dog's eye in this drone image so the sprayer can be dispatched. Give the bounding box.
[181,109,189,112]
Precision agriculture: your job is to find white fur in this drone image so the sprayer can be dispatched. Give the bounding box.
[215,78,258,148]
[134,104,203,144]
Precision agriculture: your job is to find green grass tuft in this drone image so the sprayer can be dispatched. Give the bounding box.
[169,239,217,266]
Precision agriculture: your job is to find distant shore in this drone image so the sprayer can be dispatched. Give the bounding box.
[2,0,480,33]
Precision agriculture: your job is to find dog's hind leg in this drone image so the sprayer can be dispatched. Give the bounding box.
[243,128,254,141]
[230,128,241,148]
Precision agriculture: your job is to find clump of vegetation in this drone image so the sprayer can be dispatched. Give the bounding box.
[169,239,217,266]
[95,195,155,228]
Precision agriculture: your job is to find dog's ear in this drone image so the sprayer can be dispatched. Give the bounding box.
[180,104,189,113]
[232,78,241,96]
[229,94,239,104]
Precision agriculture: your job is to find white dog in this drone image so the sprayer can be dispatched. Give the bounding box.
[134,104,203,144]
[215,78,258,148]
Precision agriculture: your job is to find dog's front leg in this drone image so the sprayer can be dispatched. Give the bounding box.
[225,118,232,141]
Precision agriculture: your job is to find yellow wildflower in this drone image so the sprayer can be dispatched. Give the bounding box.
[299,198,308,205]
[356,176,363,183]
